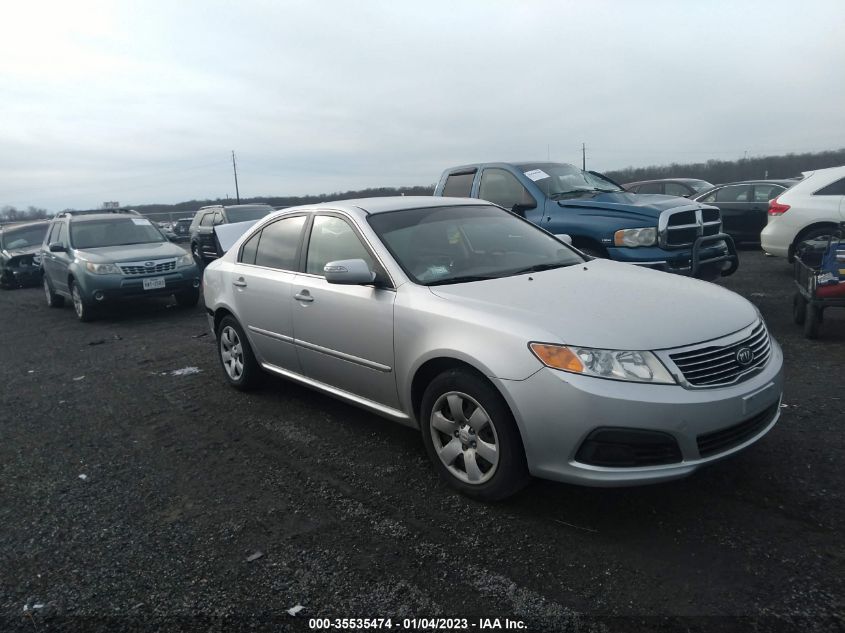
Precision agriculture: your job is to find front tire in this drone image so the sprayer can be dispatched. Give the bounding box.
[70,280,95,322]
[216,316,260,390]
[420,369,529,501]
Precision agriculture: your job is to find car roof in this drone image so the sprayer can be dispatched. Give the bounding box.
[67,213,149,222]
[710,179,798,187]
[280,196,489,217]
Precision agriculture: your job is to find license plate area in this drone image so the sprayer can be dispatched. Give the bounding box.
[142,276,166,290]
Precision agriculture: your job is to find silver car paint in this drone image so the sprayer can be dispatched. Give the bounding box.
[203,197,784,486]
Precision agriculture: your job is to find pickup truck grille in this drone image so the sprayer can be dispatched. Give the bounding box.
[117,259,177,275]
[659,207,722,248]
[668,321,771,387]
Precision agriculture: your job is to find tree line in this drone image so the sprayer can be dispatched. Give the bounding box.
[603,148,845,185]
[0,205,50,222]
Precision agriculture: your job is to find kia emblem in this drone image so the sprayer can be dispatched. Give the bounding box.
[735,347,754,366]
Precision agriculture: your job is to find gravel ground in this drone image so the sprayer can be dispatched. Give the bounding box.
[1,250,843,633]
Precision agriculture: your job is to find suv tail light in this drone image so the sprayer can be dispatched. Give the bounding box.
[768,197,790,216]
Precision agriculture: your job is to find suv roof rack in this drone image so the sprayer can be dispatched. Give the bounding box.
[55,209,141,218]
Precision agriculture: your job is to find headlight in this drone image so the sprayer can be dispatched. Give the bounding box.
[85,262,120,275]
[613,227,657,247]
[529,343,676,384]
[177,253,193,267]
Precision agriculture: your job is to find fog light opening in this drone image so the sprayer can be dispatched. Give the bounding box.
[193,279,200,288]
[93,291,105,301]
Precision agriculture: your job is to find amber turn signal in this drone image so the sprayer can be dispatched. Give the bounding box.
[529,343,584,372]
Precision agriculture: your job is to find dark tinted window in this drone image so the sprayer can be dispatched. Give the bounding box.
[637,182,663,194]
[478,169,535,211]
[442,171,476,197]
[664,182,691,197]
[238,230,261,264]
[815,177,845,196]
[715,185,752,202]
[254,215,306,270]
[200,213,214,227]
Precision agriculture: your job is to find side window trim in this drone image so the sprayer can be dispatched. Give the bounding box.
[237,213,309,272]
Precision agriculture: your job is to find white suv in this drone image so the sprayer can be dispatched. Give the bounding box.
[761,165,845,260]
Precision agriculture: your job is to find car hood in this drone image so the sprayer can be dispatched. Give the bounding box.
[3,245,42,259]
[557,191,709,221]
[75,242,188,263]
[428,259,757,351]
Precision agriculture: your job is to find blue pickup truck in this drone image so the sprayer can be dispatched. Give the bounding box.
[433,161,738,280]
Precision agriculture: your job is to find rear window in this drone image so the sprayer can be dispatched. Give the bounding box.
[254,215,307,270]
[70,218,166,249]
[814,177,845,196]
[442,171,476,197]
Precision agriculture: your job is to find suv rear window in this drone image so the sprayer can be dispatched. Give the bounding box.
[814,177,845,196]
[442,171,476,197]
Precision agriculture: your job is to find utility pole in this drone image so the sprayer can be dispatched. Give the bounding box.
[582,143,586,170]
[232,150,241,204]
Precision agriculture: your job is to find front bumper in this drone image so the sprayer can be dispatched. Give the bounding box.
[77,267,201,302]
[497,338,783,486]
[607,234,738,279]
[1,264,42,287]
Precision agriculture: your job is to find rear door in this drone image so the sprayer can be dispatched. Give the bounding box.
[49,222,72,294]
[291,213,399,409]
[229,214,308,371]
[700,185,754,240]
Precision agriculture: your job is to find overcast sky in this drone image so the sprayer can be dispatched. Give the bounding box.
[1,0,843,211]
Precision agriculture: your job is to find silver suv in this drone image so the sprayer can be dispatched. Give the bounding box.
[41,210,201,321]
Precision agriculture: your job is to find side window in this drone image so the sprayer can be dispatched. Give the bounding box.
[57,223,68,246]
[200,213,214,227]
[701,190,718,203]
[637,182,663,194]
[664,182,691,197]
[306,216,374,275]
[442,171,476,197]
[239,230,262,265]
[478,169,535,211]
[254,215,307,270]
[46,223,60,245]
[753,184,784,202]
[715,185,752,202]
[213,212,224,225]
[814,177,845,196]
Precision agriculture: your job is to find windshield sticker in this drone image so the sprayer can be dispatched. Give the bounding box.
[524,169,550,182]
[131,218,152,226]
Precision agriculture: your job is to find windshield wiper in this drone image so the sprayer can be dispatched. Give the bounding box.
[549,189,596,199]
[506,262,575,276]
[425,275,499,286]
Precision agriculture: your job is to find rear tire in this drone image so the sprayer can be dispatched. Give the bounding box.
[420,368,529,501]
[804,303,820,339]
[792,292,807,325]
[216,315,261,390]
[44,276,64,307]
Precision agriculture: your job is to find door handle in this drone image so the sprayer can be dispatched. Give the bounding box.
[294,290,314,302]
[233,278,247,288]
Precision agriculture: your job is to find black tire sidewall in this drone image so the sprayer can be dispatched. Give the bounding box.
[216,315,260,390]
[420,369,529,501]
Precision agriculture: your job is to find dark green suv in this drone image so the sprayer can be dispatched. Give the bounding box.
[40,210,201,321]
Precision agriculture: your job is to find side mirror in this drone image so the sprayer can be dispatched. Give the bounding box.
[324,259,376,285]
[48,243,67,253]
[555,234,573,245]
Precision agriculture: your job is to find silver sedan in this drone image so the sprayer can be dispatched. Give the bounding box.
[203,197,783,500]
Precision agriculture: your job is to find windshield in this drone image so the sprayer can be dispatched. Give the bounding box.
[227,206,273,223]
[518,162,625,197]
[368,205,584,286]
[70,218,166,249]
[2,225,48,249]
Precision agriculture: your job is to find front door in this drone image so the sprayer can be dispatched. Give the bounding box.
[291,214,398,409]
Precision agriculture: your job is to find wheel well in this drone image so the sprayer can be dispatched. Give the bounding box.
[789,222,839,259]
[410,357,496,423]
[212,307,234,334]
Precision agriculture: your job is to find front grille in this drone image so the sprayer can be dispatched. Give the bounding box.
[118,259,176,275]
[661,207,723,248]
[697,403,779,457]
[669,321,771,388]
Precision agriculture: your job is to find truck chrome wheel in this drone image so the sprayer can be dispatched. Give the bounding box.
[219,325,244,380]
[429,391,499,485]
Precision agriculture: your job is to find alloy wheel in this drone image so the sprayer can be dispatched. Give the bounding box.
[429,391,500,485]
[72,284,84,318]
[220,325,244,380]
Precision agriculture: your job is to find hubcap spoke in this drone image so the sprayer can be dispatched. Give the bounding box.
[446,394,467,424]
[475,439,497,464]
[431,411,457,435]
[464,449,483,482]
[438,438,463,466]
[467,407,489,432]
